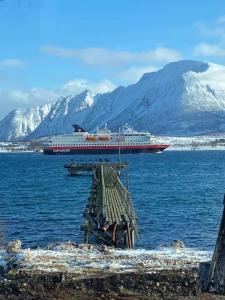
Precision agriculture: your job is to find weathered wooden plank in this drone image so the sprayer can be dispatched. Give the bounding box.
[114,191,125,222]
[113,188,124,222]
[104,166,118,224]
[110,188,120,223]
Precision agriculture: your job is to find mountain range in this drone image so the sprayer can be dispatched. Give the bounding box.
[1,59,225,141]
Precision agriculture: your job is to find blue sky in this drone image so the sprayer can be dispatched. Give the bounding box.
[0,0,225,118]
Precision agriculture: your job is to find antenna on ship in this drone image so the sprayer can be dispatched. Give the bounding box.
[118,126,122,175]
[118,143,121,170]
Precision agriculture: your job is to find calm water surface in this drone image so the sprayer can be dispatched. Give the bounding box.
[0,151,224,250]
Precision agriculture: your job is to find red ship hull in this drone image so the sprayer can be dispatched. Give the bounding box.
[43,144,170,155]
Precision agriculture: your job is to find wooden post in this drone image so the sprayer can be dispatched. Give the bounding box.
[198,194,225,293]
[82,220,89,244]
[127,224,132,249]
[84,229,89,244]
[112,224,117,243]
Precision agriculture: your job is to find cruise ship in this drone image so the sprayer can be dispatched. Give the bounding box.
[43,124,170,155]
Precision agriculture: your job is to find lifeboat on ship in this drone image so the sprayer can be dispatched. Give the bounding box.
[86,135,98,141]
[98,136,111,140]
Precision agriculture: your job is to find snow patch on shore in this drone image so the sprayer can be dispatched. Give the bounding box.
[157,135,225,151]
[0,244,212,274]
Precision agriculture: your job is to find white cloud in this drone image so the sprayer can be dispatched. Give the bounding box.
[41,46,182,68]
[0,88,58,119]
[0,78,116,120]
[118,65,158,84]
[217,15,225,24]
[61,78,115,95]
[193,16,225,58]
[87,79,116,94]
[195,16,225,39]
[0,59,26,69]
[193,43,225,57]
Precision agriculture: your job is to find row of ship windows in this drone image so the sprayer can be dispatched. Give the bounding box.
[53,142,149,146]
[54,139,146,142]
[55,137,148,140]
[53,139,149,143]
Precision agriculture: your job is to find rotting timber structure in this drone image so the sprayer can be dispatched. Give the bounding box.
[64,162,138,249]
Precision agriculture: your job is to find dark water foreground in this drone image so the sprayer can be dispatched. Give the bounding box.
[0,151,225,250]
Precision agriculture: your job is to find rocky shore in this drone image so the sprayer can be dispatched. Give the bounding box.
[1,268,225,300]
[0,241,223,299]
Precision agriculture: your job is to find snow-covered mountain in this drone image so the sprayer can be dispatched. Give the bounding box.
[0,103,53,141]
[86,60,225,135]
[2,59,225,141]
[106,60,225,135]
[28,90,95,139]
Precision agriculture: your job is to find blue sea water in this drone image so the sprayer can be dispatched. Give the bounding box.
[0,151,225,250]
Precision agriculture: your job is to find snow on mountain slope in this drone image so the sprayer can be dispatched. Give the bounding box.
[29,90,95,138]
[0,103,53,141]
[106,60,225,135]
[81,60,225,136]
[83,76,161,131]
[28,60,225,138]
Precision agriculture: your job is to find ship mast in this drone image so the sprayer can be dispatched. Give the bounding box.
[118,127,122,172]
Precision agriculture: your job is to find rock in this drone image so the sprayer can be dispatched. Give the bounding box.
[118,285,124,292]
[100,245,111,255]
[78,243,95,250]
[5,240,22,272]
[138,262,145,267]
[6,240,21,254]
[80,286,86,292]
[170,240,185,250]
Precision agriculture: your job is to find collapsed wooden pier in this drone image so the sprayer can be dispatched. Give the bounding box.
[65,162,138,249]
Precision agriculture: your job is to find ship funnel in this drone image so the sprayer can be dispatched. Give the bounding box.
[73,124,86,132]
